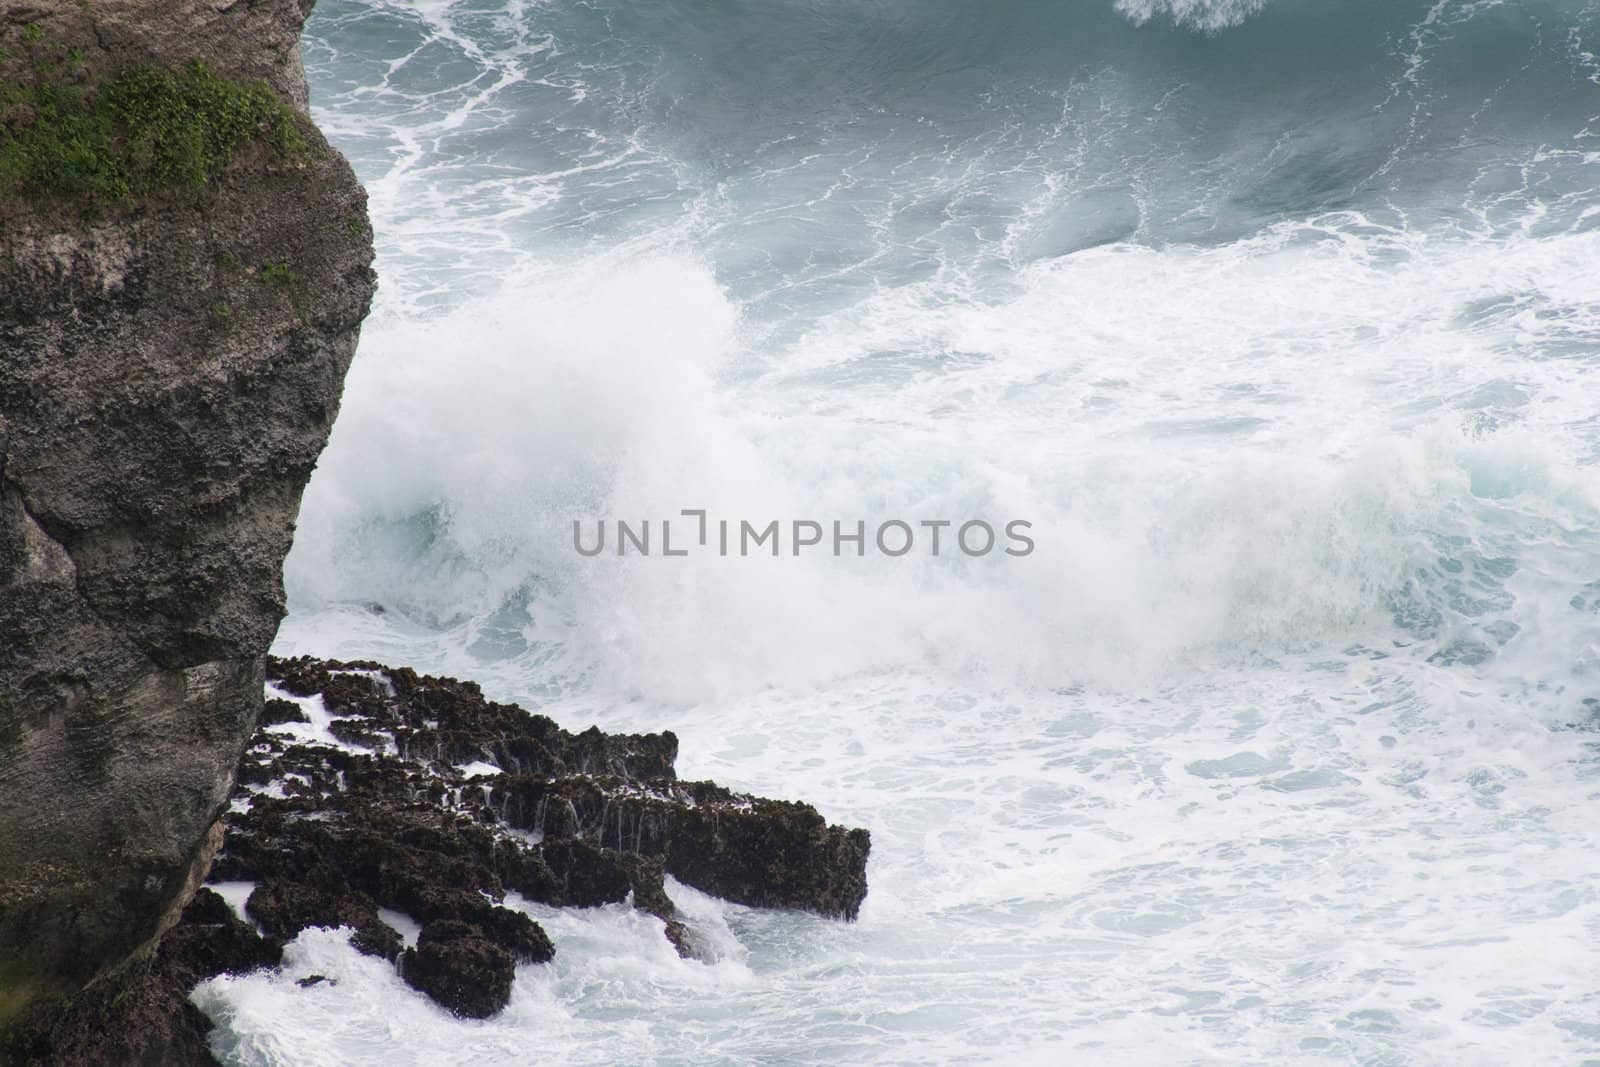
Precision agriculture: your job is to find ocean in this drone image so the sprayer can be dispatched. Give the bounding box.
[195,0,1600,1062]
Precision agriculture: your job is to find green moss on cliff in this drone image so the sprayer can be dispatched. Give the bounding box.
[259,261,301,288]
[0,981,36,1030]
[0,58,311,202]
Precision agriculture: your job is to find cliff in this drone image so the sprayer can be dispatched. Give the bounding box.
[0,0,375,1054]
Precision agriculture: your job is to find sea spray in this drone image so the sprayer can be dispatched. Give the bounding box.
[226,0,1600,1061]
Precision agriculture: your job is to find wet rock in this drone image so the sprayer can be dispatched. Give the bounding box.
[0,969,223,1067]
[328,716,388,750]
[400,921,517,1019]
[1,888,282,1066]
[663,920,697,960]
[260,698,309,726]
[661,787,873,921]
[245,880,400,962]
[490,775,871,919]
[164,655,870,1020]
[158,888,283,988]
[348,924,405,962]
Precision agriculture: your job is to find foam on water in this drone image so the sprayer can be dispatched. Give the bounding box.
[208,0,1600,1062]
[284,219,1600,699]
[1114,0,1273,31]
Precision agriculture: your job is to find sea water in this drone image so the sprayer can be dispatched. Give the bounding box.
[194,1,1600,1062]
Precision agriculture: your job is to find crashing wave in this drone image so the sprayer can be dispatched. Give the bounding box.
[1114,0,1273,30]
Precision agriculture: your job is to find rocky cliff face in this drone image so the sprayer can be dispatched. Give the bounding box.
[0,0,374,1045]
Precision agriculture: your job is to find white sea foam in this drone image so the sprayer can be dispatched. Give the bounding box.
[260,211,1600,1063]
[284,218,1600,700]
[1114,0,1273,31]
[212,0,1600,1062]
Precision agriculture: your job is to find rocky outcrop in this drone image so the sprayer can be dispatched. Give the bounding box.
[186,656,870,1020]
[0,0,375,1047]
[2,886,286,1067]
[399,920,526,1020]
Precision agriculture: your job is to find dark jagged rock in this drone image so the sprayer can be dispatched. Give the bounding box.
[0,0,376,1047]
[164,655,869,1019]
[348,923,406,963]
[260,697,310,726]
[245,879,400,962]
[269,657,681,780]
[3,887,283,1066]
[0,967,223,1067]
[400,921,518,1020]
[159,888,283,989]
[490,777,872,919]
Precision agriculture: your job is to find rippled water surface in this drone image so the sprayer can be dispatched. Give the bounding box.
[198,1,1600,1062]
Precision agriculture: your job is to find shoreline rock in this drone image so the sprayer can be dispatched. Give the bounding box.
[5,654,871,1062]
[182,654,870,1022]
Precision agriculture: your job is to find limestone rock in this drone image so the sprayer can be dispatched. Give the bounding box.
[0,0,375,1044]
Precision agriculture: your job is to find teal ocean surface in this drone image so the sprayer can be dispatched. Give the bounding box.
[200,1,1600,1062]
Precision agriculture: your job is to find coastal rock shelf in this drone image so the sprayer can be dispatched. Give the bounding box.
[191,655,870,1022]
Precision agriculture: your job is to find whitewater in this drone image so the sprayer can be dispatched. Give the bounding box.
[195,0,1600,1063]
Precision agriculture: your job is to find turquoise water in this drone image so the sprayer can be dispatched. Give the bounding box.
[198,2,1600,1063]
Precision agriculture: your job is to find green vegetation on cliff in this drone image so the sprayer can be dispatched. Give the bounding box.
[0,48,311,203]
